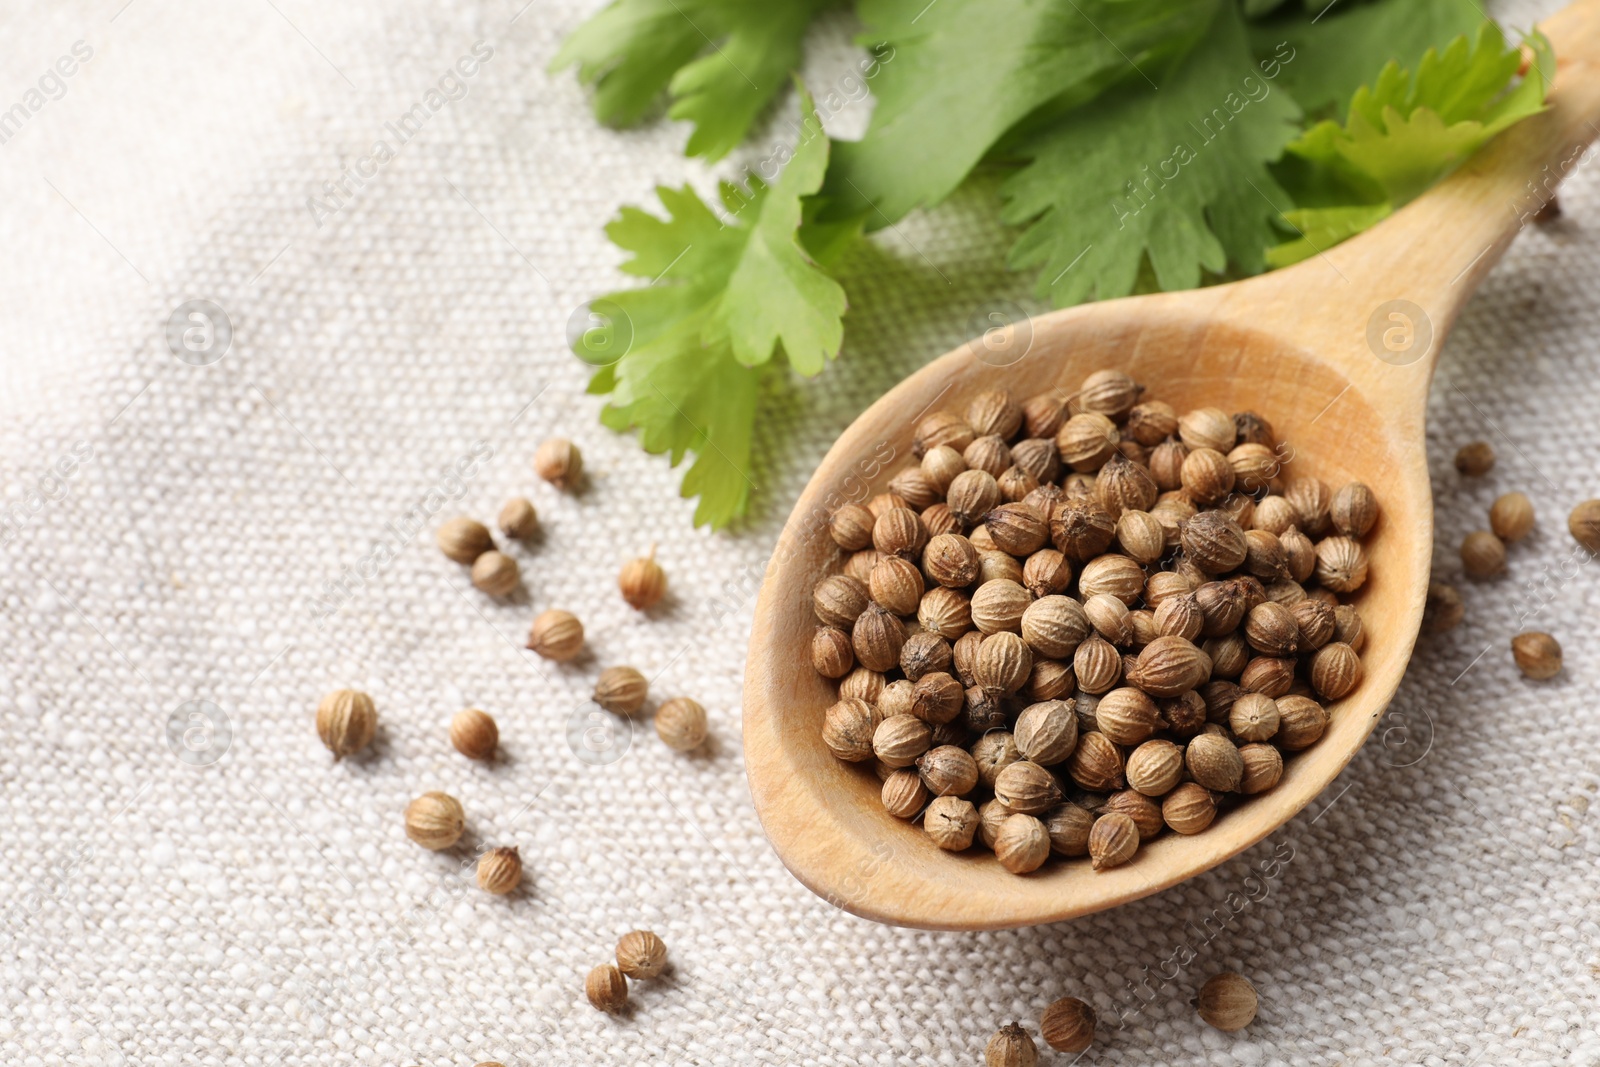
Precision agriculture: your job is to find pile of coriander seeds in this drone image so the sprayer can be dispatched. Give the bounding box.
[811,370,1374,874]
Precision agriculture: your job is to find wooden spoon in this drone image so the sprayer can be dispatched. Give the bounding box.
[745,2,1600,931]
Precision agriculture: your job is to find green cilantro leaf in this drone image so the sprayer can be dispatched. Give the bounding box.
[550,0,835,160]
[1250,0,1483,119]
[577,92,847,527]
[820,0,1219,227]
[1000,2,1301,306]
[1268,24,1552,265]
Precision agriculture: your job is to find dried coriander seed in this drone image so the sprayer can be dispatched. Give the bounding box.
[1460,530,1506,578]
[1162,782,1217,834]
[987,502,1050,556]
[1101,790,1162,841]
[1125,739,1183,796]
[1021,595,1091,658]
[618,547,668,609]
[405,791,465,850]
[1067,731,1125,792]
[471,550,520,596]
[616,930,667,979]
[1331,481,1378,538]
[812,626,855,678]
[1073,634,1122,694]
[1229,692,1279,742]
[994,760,1063,814]
[1084,593,1134,646]
[882,767,930,818]
[316,688,377,759]
[917,745,980,796]
[889,466,941,510]
[1040,997,1096,1053]
[1490,492,1535,543]
[1126,400,1177,445]
[1088,811,1139,870]
[498,497,538,540]
[437,516,494,564]
[854,604,908,672]
[1186,733,1243,792]
[1135,636,1208,697]
[1079,369,1141,418]
[830,504,875,550]
[874,714,932,768]
[1044,801,1094,856]
[869,556,925,616]
[1569,499,1600,554]
[947,469,1001,526]
[592,666,649,716]
[1181,447,1236,504]
[533,437,582,489]
[993,813,1051,874]
[975,632,1033,696]
[1275,695,1329,750]
[1454,440,1495,476]
[1182,511,1248,573]
[1094,686,1161,745]
[477,846,522,895]
[1511,631,1562,679]
[822,698,880,762]
[1178,406,1235,453]
[1195,972,1257,1031]
[656,696,708,751]
[528,609,584,661]
[1238,743,1283,794]
[986,1022,1040,1067]
[925,795,979,850]
[1314,536,1369,592]
[450,708,499,760]
[1014,700,1079,766]
[1057,412,1119,472]
[585,963,628,1012]
[1310,642,1363,699]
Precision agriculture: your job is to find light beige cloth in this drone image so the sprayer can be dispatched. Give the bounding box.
[2,1,1597,1063]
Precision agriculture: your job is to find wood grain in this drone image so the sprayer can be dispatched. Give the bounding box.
[744,1,1600,930]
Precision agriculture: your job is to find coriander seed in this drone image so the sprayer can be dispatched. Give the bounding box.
[533,437,582,489]
[405,792,465,850]
[993,813,1051,874]
[1196,972,1257,1031]
[830,504,875,550]
[1014,700,1078,765]
[913,410,975,457]
[822,698,880,762]
[1040,997,1096,1053]
[854,603,907,673]
[874,714,932,768]
[1021,595,1091,658]
[594,666,648,715]
[656,696,708,751]
[812,626,855,678]
[994,760,1063,814]
[1229,692,1279,742]
[900,631,952,681]
[985,1022,1040,1067]
[1275,695,1329,749]
[1511,631,1562,679]
[1490,492,1535,543]
[1057,412,1119,472]
[477,846,522,894]
[437,516,493,564]
[917,745,980,796]
[1570,499,1600,554]
[1310,642,1363,699]
[1078,369,1141,418]
[585,963,628,1012]
[1186,732,1243,792]
[498,497,538,540]
[471,550,520,596]
[1044,801,1093,856]
[1126,400,1177,445]
[1238,743,1283,794]
[1314,536,1369,591]
[1067,731,1125,792]
[450,707,499,760]
[925,795,979,850]
[870,555,925,616]
[923,532,980,588]
[974,632,1033,696]
[316,688,377,760]
[1422,581,1464,633]
[1455,440,1495,476]
[1460,530,1506,578]
[1088,811,1139,870]
[882,767,930,818]
[616,929,667,979]
[1085,592,1134,645]
[1178,406,1235,453]
[1125,739,1183,796]
[911,671,963,724]
[1181,447,1236,504]
[1162,782,1217,835]
[889,466,940,510]
[619,546,668,609]
[1094,686,1161,745]
[528,608,584,661]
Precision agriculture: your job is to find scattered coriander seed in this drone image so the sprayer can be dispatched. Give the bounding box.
[437,516,494,564]
[993,813,1051,874]
[450,708,498,760]
[477,846,522,894]
[619,546,667,609]
[404,792,465,850]
[594,666,649,715]
[1421,580,1463,633]
[1460,530,1507,578]
[316,688,377,760]
[656,696,708,751]
[1455,440,1495,476]
[1511,632,1562,679]
[1040,996,1096,1053]
[527,609,584,660]
[585,963,628,1012]
[1087,811,1139,870]
[498,497,538,540]
[1195,972,1257,1031]
[616,930,667,979]
[471,550,520,596]
[1489,492,1535,543]
[533,437,582,489]
[986,1022,1039,1067]
[1570,499,1600,554]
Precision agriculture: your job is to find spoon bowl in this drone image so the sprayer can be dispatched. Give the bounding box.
[744,0,1600,930]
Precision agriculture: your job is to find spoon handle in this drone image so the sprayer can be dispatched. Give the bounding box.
[1239,0,1600,402]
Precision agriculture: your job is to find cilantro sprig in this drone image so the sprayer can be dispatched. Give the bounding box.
[555,0,1552,528]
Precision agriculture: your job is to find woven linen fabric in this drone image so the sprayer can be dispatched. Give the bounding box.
[3,1,1599,1064]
